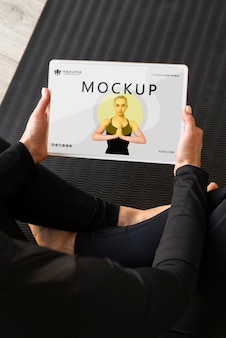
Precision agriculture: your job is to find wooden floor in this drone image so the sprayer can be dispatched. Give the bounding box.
[0,0,47,104]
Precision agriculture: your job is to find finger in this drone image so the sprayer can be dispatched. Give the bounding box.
[182,106,199,135]
[182,105,195,124]
[185,105,192,115]
[182,105,192,120]
[32,88,50,118]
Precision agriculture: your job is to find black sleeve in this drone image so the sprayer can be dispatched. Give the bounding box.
[0,142,35,204]
[0,136,119,234]
[153,165,208,293]
[77,165,208,338]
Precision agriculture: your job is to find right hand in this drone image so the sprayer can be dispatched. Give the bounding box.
[174,105,203,175]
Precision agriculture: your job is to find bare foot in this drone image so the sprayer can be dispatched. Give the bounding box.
[117,204,170,227]
[29,204,169,252]
[207,181,219,192]
[28,224,76,255]
[117,181,218,227]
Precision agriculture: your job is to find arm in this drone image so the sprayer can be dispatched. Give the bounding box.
[78,166,208,337]
[92,119,118,141]
[77,106,208,337]
[119,121,146,144]
[0,143,35,204]
[0,88,50,204]
[143,106,207,332]
[151,105,206,295]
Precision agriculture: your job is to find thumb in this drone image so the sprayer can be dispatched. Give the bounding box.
[182,105,196,129]
[32,88,50,119]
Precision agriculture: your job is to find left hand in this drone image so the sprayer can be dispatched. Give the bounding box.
[20,88,50,164]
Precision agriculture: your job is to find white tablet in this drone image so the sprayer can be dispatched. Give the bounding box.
[47,60,188,164]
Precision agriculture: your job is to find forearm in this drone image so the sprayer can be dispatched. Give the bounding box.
[120,135,146,143]
[0,142,35,203]
[92,133,117,141]
[153,165,208,294]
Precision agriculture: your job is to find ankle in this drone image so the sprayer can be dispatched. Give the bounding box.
[117,206,140,227]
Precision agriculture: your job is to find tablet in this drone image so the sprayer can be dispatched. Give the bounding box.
[47,60,188,164]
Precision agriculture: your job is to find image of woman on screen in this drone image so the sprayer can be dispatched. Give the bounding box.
[92,95,146,155]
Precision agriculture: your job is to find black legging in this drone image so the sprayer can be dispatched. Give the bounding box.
[1,136,226,337]
[76,189,226,337]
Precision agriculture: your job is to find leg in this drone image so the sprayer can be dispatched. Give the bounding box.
[0,136,119,237]
[6,162,119,232]
[0,136,169,239]
[75,209,169,267]
[29,205,168,256]
[32,184,226,337]
[28,183,217,261]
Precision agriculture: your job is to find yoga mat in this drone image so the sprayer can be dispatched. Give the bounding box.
[0,0,226,210]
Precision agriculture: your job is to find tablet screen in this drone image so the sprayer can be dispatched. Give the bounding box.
[48,60,188,164]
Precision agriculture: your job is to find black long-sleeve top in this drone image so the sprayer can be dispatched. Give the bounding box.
[0,143,208,338]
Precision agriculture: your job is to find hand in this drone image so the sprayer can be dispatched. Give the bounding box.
[174,105,203,175]
[20,88,50,164]
[113,120,123,136]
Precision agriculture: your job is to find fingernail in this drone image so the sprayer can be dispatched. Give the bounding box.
[41,87,47,97]
[186,105,192,114]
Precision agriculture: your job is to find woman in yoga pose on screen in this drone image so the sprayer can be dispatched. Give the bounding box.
[92,95,146,155]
